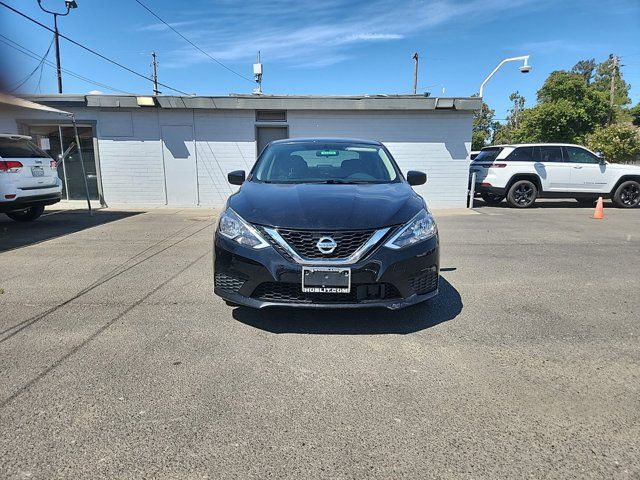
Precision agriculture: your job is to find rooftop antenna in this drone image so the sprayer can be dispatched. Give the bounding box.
[253,51,263,94]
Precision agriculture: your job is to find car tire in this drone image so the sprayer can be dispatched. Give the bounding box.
[480,192,505,205]
[575,197,597,206]
[506,180,538,208]
[5,205,45,222]
[612,180,640,208]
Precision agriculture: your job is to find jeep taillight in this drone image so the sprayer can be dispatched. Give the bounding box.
[50,160,57,169]
[0,160,23,172]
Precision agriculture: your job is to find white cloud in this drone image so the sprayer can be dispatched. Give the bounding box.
[148,0,545,69]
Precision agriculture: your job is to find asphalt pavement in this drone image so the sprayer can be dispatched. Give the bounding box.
[0,202,638,479]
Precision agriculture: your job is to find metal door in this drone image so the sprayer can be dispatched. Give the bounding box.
[256,126,288,156]
[161,125,197,206]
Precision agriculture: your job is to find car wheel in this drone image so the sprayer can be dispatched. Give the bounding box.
[5,205,45,222]
[506,180,538,208]
[480,192,505,205]
[613,180,640,208]
[575,197,597,206]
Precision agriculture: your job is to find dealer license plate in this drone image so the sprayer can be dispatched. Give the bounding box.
[302,266,351,293]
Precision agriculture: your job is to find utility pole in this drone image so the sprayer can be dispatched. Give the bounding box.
[37,0,78,94]
[609,54,618,122]
[412,52,419,94]
[151,51,160,95]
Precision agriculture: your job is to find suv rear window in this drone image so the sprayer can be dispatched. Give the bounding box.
[474,147,502,162]
[0,138,50,158]
[506,147,535,161]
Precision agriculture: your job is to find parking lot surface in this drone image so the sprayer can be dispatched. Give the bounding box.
[1,203,639,479]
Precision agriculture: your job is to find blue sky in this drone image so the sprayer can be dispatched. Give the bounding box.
[1,0,639,119]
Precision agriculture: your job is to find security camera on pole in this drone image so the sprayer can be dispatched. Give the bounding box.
[479,55,531,97]
[37,0,78,94]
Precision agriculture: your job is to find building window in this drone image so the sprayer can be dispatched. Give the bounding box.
[256,110,286,122]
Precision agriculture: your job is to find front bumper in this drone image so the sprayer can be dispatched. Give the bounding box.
[214,231,439,309]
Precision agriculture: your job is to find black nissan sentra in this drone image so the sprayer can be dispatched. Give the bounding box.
[213,138,439,309]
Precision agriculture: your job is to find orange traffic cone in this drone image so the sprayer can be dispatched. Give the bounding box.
[592,196,604,219]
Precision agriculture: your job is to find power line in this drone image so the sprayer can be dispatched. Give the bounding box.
[0,1,193,95]
[0,34,134,95]
[10,35,54,92]
[133,0,253,83]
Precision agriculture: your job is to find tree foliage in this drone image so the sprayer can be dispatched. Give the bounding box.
[591,56,631,107]
[586,124,640,163]
[472,101,499,150]
[571,59,596,84]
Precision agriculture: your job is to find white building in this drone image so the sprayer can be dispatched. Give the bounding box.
[0,94,480,208]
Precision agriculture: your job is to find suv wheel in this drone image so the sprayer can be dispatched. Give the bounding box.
[507,180,538,208]
[5,205,45,222]
[480,192,505,205]
[613,180,640,208]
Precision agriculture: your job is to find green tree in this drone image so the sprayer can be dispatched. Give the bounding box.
[629,103,640,127]
[507,91,526,129]
[472,101,498,150]
[571,59,596,84]
[592,55,631,108]
[586,124,640,163]
[507,72,610,143]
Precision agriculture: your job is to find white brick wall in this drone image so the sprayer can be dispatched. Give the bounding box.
[97,109,166,204]
[0,106,473,208]
[193,110,254,205]
[288,110,472,208]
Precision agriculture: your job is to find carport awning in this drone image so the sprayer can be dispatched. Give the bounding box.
[0,93,71,116]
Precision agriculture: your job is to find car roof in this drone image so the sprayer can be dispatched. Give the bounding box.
[0,134,32,140]
[484,143,586,149]
[270,137,382,146]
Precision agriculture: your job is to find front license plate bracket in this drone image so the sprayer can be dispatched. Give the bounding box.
[302,266,351,293]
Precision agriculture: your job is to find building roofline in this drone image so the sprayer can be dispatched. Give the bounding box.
[20,94,481,111]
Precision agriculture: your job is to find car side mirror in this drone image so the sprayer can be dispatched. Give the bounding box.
[407,170,427,186]
[228,170,246,185]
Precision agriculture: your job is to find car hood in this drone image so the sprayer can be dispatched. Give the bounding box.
[228,182,425,230]
[608,162,640,172]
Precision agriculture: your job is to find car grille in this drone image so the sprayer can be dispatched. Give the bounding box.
[276,228,376,259]
[408,269,439,294]
[251,282,401,304]
[214,272,246,294]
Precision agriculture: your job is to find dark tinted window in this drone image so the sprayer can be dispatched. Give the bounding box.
[506,147,535,161]
[539,146,563,163]
[0,138,50,158]
[474,147,502,162]
[565,146,600,164]
[253,143,399,184]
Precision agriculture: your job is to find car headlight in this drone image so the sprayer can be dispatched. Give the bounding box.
[217,208,270,249]
[384,209,437,249]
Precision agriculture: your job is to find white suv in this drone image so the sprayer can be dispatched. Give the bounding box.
[0,134,63,221]
[470,143,640,208]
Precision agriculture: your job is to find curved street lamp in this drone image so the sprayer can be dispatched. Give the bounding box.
[479,55,531,97]
[37,0,78,94]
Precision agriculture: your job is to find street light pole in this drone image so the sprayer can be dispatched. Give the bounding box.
[479,55,531,97]
[37,0,78,94]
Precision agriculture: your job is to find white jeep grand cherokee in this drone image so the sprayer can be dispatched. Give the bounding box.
[0,134,63,221]
[471,143,640,208]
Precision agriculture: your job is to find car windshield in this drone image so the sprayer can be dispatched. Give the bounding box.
[473,147,503,162]
[0,137,50,159]
[253,142,400,184]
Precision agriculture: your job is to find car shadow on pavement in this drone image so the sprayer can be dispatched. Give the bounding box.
[0,209,141,253]
[232,277,462,335]
[473,199,605,209]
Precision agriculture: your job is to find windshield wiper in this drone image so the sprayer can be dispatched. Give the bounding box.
[313,179,370,184]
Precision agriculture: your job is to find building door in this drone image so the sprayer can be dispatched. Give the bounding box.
[161,125,197,206]
[28,124,100,200]
[256,126,288,155]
